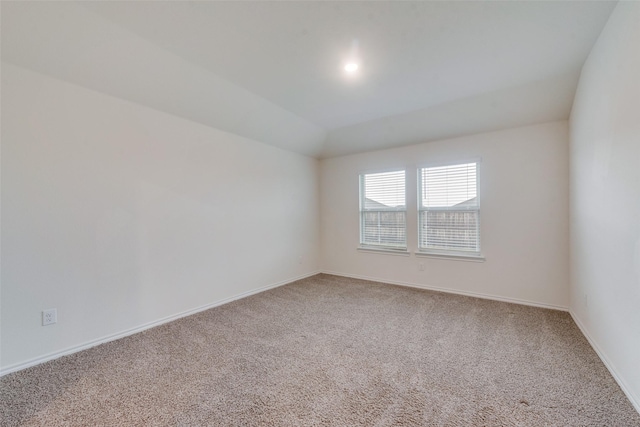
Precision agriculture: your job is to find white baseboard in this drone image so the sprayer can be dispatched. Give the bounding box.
[0,271,320,377]
[320,270,569,312]
[569,310,640,415]
[320,271,638,415]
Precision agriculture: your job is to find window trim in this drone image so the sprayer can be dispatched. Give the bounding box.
[416,160,482,258]
[357,246,411,256]
[358,169,407,251]
[415,250,485,262]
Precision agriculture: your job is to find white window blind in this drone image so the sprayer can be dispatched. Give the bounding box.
[418,162,479,254]
[359,170,406,249]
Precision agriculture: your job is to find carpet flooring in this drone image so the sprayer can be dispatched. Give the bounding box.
[1,274,639,426]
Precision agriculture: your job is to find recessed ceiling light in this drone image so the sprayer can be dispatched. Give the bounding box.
[344,62,359,73]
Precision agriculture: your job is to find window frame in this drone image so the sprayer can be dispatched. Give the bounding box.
[417,160,482,259]
[358,169,408,252]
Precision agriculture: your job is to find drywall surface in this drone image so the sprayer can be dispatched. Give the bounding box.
[569,2,640,411]
[1,64,319,371]
[320,121,569,309]
[2,2,326,158]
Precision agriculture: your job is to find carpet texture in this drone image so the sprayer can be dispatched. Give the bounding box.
[1,274,639,426]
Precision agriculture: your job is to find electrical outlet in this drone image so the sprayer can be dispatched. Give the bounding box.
[42,308,57,326]
[419,262,425,271]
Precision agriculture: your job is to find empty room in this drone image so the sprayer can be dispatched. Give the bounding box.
[1,1,639,425]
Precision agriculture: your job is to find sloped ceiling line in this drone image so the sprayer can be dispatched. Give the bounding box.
[1,1,615,158]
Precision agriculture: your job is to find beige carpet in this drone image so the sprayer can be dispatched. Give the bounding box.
[1,274,639,426]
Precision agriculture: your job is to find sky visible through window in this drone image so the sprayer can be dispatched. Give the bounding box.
[364,164,477,208]
[421,163,477,208]
[364,170,405,208]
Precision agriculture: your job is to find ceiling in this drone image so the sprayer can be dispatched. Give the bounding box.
[1,1,616,158]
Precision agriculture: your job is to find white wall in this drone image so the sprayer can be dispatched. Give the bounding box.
[2,2,326,157]
[320,121,569,309]
[0,64,319,372]
[569,2,640,411]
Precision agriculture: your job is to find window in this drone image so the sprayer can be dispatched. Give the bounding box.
[359,170,406,250]
[418,162,480,255]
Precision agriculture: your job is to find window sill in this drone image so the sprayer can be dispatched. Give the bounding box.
[415,251,485,262]
[357,246,411,256]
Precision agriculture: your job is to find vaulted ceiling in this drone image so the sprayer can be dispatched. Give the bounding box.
[1,1,616,158]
